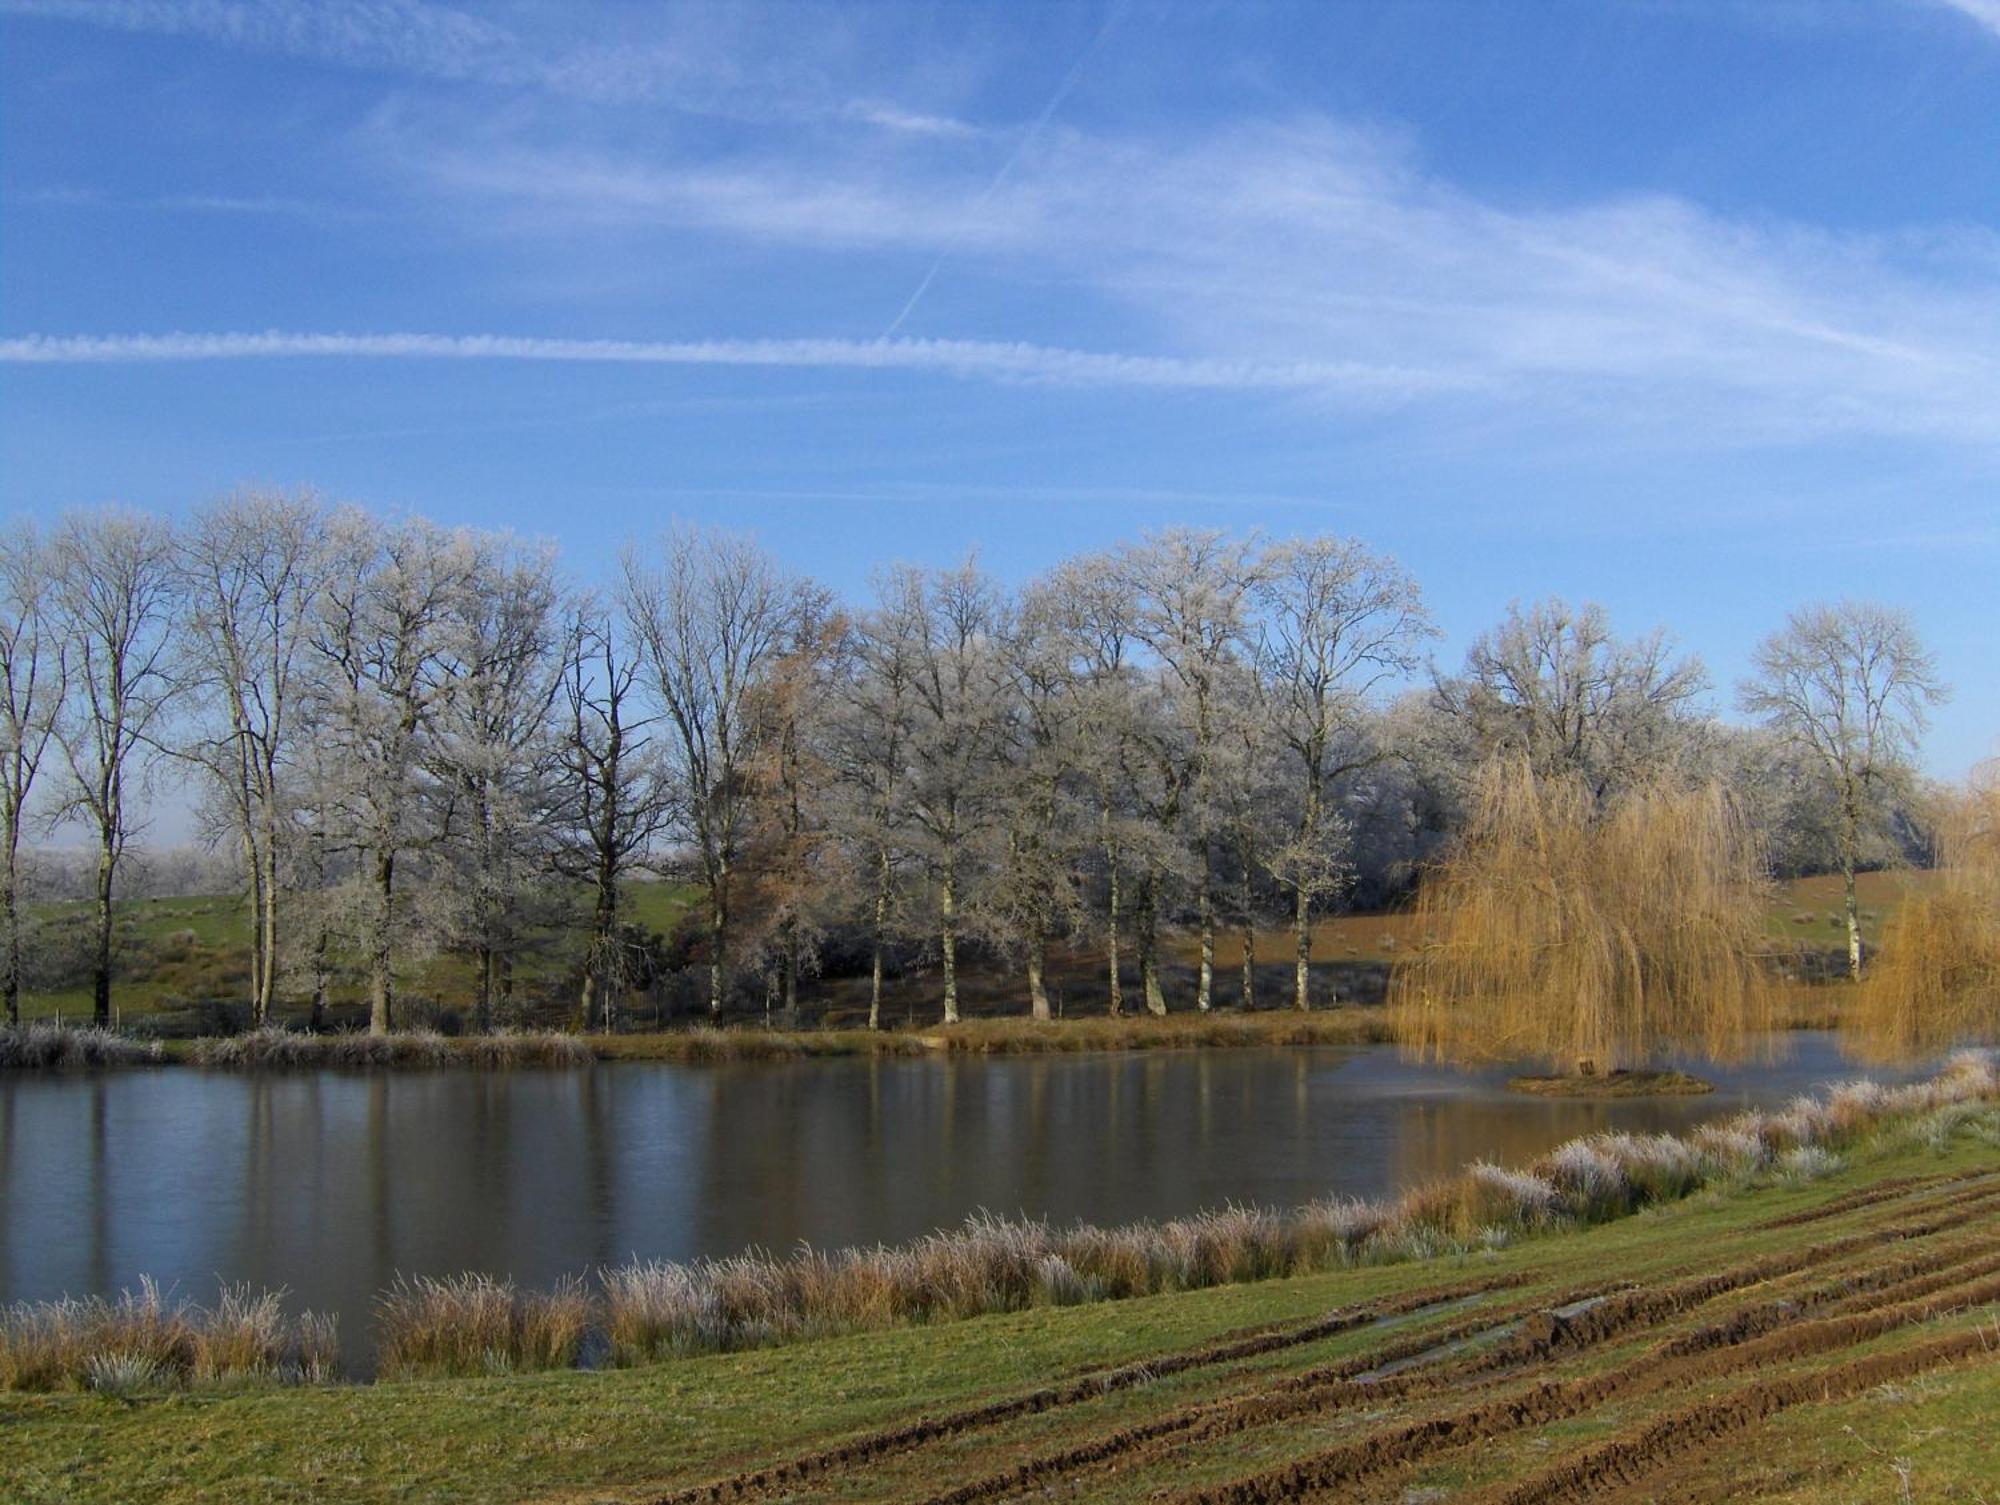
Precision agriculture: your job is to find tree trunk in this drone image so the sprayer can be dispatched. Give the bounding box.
[1196,882,1214,1013]
[240,821,266,1028]
[869,846,890,1031]
[309,917,329,1032]
[369,847,395,1035]
[1839,793,1864,982]
[477,945,496,1033]
[2,839,20,1027]
[1294,883,1313,1011]
[1027,927,1051,1021]
[782,925,799,1028]
[92,836,114,1027]
[940,855,960,1025]
[1138,869,1166,1016]
[256,795,281,1028]
[1239,918,1255,1011]
[1843,859,1863,981]
[708,861,728,1020]
[1104,819,1123,1017]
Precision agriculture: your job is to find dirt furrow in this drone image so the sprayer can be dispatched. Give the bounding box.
[637,1275,1518,1505]
[903,1283,1618,1505]
[909,1222,1980,1505]
[1170,1239,2000,1504]
[638,1179,2000,1505]
[1474,1329,2000,1505]
[1751,1171,1959,1230]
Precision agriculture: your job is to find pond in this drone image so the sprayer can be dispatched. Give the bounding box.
[0,1032,1913,1369]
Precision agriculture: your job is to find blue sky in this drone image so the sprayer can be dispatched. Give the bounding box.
[2,0,1996,778]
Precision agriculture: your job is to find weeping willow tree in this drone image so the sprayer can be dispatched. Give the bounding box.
[1849,767,2000,1062]
[1390,758,1775,1075]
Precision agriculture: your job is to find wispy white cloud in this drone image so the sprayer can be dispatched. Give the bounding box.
[10,184,364,221]
[0,329,1463,400]
[1932,0,2000,38]
[841,99,982,139]
[382,113,2000,448]
[1,0,983,131]
[2,0,516,80]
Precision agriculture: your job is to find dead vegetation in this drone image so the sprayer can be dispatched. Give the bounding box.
[184,1026,593,1070]
[1852,767,2000,1061]
[1390,758,1775,1075]
[0,1278,335,1392]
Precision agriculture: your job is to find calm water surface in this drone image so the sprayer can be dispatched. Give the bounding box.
[0,1032,1909,1363]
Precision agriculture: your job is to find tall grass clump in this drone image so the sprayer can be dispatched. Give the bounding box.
[1390,758,1774,1075]
[189,1028,591,1070]
[0,1022,163,1069]
[1852,770,2000,1062]
[373,1273,593,1379]
[0,1278,336,1392]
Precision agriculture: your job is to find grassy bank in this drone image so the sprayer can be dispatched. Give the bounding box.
[3,1074,1994,1504]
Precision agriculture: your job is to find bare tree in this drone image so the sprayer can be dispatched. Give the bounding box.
[864,559,1009,1025]
[0,523,65,1025]
[311,512,477,1033]
[552,605,674,1032]
[1257,537,1434,1011]
[49,509,179,1025]
[177,490,328,1025]
[1437,598,1708,800]
[432,536,564,1028]
[828,593,919,1029]
[1038,557,1151,1017]
[741,585,842,1026]
[621,525,796,1019]
[1113,530,1263,1012]
[1740,601,1948,979]
[989,579,1090,1020]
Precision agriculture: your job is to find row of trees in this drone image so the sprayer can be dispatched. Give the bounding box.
[0,495,1950,1033]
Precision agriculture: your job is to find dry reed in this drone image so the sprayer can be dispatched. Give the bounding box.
[0,1023,163,1069]
[188,1027,592,1071]
[1390,758,1775,1074]
[373,1273,593,1379]
[1852,770,2000,1062]
[0,1278,336,1391]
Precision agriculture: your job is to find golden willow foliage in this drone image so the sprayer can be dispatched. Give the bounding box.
[1851,769,2000,1062]
[1390,758,1774,1074]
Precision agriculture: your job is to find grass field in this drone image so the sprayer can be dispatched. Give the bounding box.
[2,1102,1995,1504]
[13,871,1924,1032]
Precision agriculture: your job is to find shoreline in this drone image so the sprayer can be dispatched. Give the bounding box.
[1,989,1850,1072]
[4,1056,1995,1503]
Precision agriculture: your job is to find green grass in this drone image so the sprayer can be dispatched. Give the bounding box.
[5,1105,1994,1504]
[16,871,1905,1032]
[14,881,702,1027]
